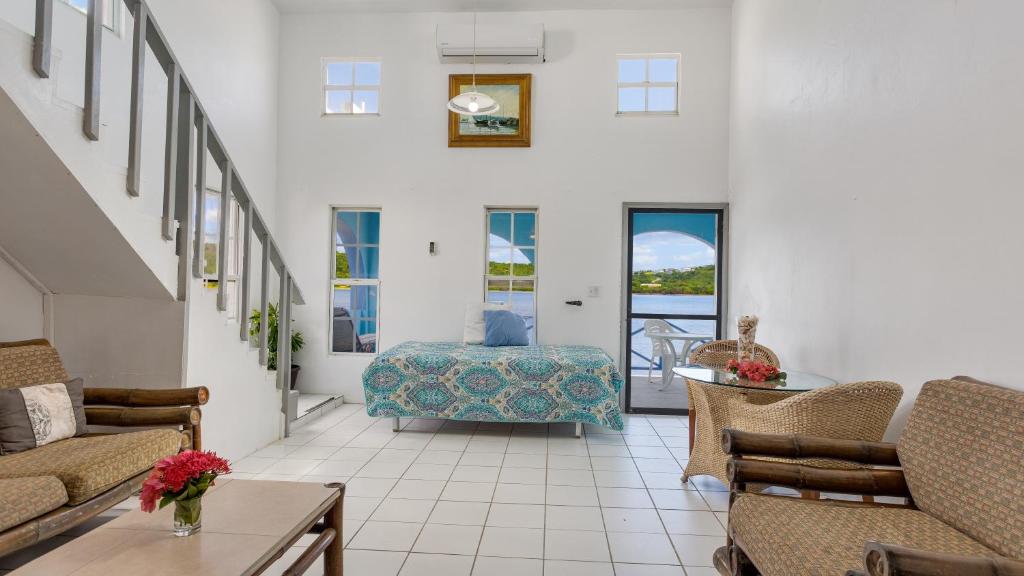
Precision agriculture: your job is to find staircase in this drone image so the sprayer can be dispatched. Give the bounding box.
[1,0,306,447]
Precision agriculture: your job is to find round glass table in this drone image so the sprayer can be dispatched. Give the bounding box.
[672,365,837,392]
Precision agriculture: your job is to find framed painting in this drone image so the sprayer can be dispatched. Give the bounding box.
[448,74,532,148]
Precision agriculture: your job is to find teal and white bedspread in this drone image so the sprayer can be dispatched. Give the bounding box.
[363,341,625,431]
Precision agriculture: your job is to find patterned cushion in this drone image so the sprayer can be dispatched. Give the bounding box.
[0,341,69,390]
[897,379,1024,559]
[731,494,1000,576]
[0,476,68,531]
[0,429,182,504]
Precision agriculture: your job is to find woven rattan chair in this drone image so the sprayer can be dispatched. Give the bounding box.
[683,340,782,456]
[715,377,1024,576]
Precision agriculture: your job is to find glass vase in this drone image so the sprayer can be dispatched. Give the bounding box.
[173,497,202,536]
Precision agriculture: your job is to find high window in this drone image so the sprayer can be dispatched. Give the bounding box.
[616,54,680,115]
[61,0,120,32]
[332,209,380,353]
[322,58,382,116]
[485,209,538,344]
[201,189,243,320]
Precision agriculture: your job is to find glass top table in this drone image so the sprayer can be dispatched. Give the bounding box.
[672,364,837,392]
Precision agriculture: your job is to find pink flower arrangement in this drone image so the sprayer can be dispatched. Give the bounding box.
[726,359,786,383]
[140,450,231,513]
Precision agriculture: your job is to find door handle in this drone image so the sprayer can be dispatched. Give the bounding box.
[565,300,583,307]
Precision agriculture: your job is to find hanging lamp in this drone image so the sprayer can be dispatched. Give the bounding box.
[447,9,499,116]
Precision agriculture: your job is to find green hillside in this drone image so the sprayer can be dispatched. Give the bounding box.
[632,264,715,295]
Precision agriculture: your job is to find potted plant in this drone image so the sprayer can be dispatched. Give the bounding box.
[249,302,305,389]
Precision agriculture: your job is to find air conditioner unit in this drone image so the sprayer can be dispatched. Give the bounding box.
[436,23,545,64]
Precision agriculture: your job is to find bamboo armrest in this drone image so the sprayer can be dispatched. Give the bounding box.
[84,386,209,407]
[84,406,201,428]
[722,429,901,466]
[727,458,911,498]
[862,542,1024,576]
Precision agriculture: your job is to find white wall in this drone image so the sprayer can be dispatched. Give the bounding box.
[0,252,45,341]
[729,0,1024,436]
[276,8,733,401]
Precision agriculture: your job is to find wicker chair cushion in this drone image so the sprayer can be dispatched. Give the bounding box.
[731,494,1000,576]
[0,341,69,390]
[0,429,182,504]
[897,378,1024,560]
[0,476,68,531]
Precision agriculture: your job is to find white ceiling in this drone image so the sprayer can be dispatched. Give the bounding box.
[271,0,730,14]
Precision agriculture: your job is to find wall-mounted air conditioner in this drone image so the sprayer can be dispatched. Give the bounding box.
[436,23,545,64]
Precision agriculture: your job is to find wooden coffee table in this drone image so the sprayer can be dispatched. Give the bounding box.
[11,479,344,576]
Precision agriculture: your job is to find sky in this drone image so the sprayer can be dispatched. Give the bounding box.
[632,231,714,272]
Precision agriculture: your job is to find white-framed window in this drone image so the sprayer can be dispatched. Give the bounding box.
[322,58,382,116]
[201,188,243,320]
[61,0,121,33]
[331,208,381,354]
[485,208,538,344]
[616,53,680,115]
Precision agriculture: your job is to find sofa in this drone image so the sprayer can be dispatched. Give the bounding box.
[0,339,208,558]
[715,376,1024,576]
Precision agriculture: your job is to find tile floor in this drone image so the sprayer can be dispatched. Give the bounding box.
[2,404,730,576]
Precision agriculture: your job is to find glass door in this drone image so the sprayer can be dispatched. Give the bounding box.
[624,207,726,414]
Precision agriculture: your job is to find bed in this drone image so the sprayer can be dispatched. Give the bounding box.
[362,341,625,434]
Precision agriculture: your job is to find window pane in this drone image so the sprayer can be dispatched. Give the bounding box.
[326,62,352,86]
[353,90,379,114]
[649,58,678,83]
[355,247,380,279]
[648,86,677,112]
[103,0,115,29]
[203,191,220,277]
[354,61,381,86]
[488,247,513,276]
[66,0,88,13]
[351,285,378,320]
[335,245,350,278]
[487,279,511,301]
[489,212,511,243]
[355,317,377,353]
[514,249,535,276]
[326,89,352,114]
[332,285,355,353]
[618,59,645,83]
[513,212,535,247]
[359,211,380,244]
[511,280,536,344]
[618,87,646,113]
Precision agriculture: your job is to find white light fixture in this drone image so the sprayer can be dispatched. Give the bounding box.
[447,10,499,117]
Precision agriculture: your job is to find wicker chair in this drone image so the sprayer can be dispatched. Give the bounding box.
[715,377,1024,576]
[684,340,783,460]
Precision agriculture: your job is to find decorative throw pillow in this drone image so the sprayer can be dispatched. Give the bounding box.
[483,310,530,347]
[463,301,511,344]
[0,378,87,454]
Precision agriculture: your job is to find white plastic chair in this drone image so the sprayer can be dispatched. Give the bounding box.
[643,319,680,385]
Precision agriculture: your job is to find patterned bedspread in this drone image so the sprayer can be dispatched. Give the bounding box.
[363,341,624,430]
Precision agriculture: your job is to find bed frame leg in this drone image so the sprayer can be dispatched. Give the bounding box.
[392,417,400,432]
[575,422,582,439]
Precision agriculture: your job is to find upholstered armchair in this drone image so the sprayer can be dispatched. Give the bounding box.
[714,377,1024,576]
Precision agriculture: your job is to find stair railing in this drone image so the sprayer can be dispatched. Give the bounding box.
[31,0,304,436]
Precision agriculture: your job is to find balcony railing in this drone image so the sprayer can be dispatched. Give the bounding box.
[31,0,305,435]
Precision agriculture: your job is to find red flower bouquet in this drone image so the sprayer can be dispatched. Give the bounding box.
[725,359,786,383]
[140,450,230,535]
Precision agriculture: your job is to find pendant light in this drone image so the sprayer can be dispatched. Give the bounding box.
[447,8,499,116]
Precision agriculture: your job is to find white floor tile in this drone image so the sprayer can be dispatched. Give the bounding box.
[428,500,490,526]
[545,506,603,531]
[669,534,721,566]
[309,460,364,476]
[547,455,592,470]
[545,560,614,576]
[629,446,674,459]
[544,529,611,562]
[682,566,721,576]
[602,507,664,533]
[608,532,680,564]
[587,444,632,457]
[389,479,447,500]
[344,496,384,519]
[403,463,455,481]
[546,485,599,506]
[593,469,645,488]
[642,472,690,490]
[330,447,380,462]
[343,549,408,576]
[349,521,423,552]
[230,456,279,474]
[285,445,340,459]
[416,450,463,465]
[413,524,483,555]
[614,563,686,576]
[498,467,546,485]
[472,556,543,576]
[458,452,504,467]
[687,477,728,492]
[590,457,637,471]
[546,469,596,487]
[502,453,547,468]
[506,437,548,455]
[597,487,654,508]
[700,491,729,512]
[451,465,500,483]
[357,461,412,478]
[658,510,725,536]
[478,526,545,558]
[399,553,474,576]
[371,498,436,523]
[634,459,682,473]
[345,477,399,498]
[486,503,545,529]
[493,483,546,504]
[441,481,496,502]
[649,489,710,511]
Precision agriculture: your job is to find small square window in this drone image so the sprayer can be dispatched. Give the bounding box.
[616,54,680,115]
[323,58,382,116]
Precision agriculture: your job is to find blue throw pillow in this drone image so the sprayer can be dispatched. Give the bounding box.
[483,310,529,347]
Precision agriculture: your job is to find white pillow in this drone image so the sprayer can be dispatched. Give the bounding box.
[463,301,511,344]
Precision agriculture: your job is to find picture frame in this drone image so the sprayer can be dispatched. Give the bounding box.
[448,74,532,148]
